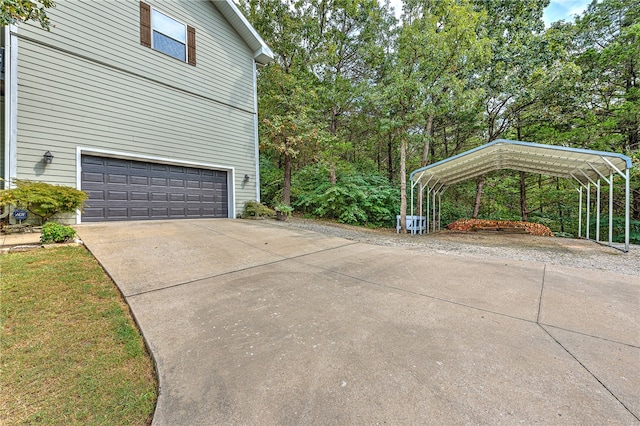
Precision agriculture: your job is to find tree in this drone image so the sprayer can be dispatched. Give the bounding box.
[389,0,489,231]
[0,0,55,30]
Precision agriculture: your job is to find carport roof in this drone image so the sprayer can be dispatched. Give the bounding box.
[410,139,632,187]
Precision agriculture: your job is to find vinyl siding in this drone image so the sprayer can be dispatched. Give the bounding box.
[14,0,260,218]
[18,0,255,112]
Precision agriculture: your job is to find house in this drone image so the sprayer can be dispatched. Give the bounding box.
[1,0,273,223]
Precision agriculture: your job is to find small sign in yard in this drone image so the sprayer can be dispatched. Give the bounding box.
[12,209,28,222]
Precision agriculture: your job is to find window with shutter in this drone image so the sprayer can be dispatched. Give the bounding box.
[139,2,196,66]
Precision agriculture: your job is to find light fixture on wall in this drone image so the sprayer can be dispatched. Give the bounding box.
[43,151,54,164]
[243,174,250,183]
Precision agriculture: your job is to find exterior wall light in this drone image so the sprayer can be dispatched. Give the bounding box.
[43,151,54,164]
[243,174,250,182]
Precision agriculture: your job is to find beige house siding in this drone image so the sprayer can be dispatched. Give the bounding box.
[18,0,255,112]
[12,0,262,220]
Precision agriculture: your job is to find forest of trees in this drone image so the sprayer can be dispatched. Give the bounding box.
[241,0,639,242]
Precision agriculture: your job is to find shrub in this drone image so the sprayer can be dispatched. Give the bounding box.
[293,167,399,227]
[241,201,275,219]
[0,179,87,223]
[274,202,293,217]
[40,222,77,244]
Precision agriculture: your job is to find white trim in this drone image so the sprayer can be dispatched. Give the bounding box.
[4,25,18,188]
[252,60,260,202]
[212,0,274,64]
[149,5,188,63]
[75,147,236,223]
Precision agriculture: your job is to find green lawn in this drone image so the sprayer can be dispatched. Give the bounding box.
[0,246,157,425]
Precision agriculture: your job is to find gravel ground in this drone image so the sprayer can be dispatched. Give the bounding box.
[269,218,640,277]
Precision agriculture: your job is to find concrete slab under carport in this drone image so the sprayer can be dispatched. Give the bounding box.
[75,219,640,425]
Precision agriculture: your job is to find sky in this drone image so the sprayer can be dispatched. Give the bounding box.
[542,0,592,26]
[386,0,593,27]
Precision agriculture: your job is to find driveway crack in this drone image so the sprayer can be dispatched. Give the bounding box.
[535,265,639,422]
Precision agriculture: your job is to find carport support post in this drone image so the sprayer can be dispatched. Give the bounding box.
[410,182,414,235]
[578,187,583,238]
[438,192,441,231]
[609,173,613,246]
[418,183,423,235]
[586,183,591,240]
[426,187,430,234]
[432,190,436,231]
[625,168,630,252]
[596,179,601,242]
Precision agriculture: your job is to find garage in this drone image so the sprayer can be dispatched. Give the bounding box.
[81,155,229,222]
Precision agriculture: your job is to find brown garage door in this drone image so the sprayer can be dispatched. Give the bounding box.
[81,155,228,222]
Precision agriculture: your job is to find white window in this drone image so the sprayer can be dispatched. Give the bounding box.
[151,9,187,61]
[140,2,196,66]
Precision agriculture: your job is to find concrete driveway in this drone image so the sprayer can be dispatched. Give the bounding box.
[76,219,640,425]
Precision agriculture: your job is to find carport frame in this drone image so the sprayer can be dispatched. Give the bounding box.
[409,139,633,252]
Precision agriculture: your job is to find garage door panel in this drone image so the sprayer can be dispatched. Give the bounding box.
[107,191,128,201]
[107,174,127,184]
[107,207,128,219]
[82,172,104,183]
[150,177,167,187]
[83,207,105,218]
[130,192,149,201]
[130,175,149,185]
[131,207,151,217]
[81,155,228,222]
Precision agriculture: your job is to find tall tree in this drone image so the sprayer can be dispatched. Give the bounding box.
[389,0,489,231]
[0,0,55,29]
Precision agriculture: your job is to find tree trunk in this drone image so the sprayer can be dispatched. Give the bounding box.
[399,133,407,233]
[387,136,393,183]
[421,113,434,167]
[520,171,528,221]
[282,151,292,206]
[329,163,336,185]
[472,177,484,219]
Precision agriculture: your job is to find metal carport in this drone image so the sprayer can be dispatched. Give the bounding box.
[409,139,634,252]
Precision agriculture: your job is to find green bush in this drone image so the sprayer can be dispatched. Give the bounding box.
[0,179,87,223]
[293,167,399,227]
[40,222,77,244]
[241,201,275,219]
[258,156,284,208]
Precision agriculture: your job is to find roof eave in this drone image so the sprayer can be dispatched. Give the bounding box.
[212,0,274,65]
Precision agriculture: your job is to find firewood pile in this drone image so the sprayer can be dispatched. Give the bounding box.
[447,219,554,236]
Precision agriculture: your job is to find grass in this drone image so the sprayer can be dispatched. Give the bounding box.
[0,246,157,425]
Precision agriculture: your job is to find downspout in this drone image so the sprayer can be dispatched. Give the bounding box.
[252,60,261,203]
[4,25,18,188]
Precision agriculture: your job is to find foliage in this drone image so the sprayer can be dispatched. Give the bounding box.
[239,0,638,237]
[241,201,275,219]
[259,155,284,208]
[0,246,157,424]
[274,202,293,217]
[0,0,55,30]
[589,217,640,245]
[293,166,399,227]
[40,221,76,243]
[0,179,87,223]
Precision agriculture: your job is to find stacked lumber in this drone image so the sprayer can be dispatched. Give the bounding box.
[447,219,553,236]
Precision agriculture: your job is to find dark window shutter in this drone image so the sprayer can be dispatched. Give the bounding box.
[140,2,151,48]
[187,26,196,66]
